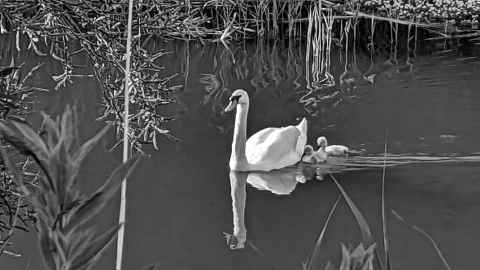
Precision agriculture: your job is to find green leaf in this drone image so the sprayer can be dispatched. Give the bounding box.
[40,111,60,149]
[66,229,95,262]
[0,121,54,189]
[60,105,76,153]
[0,120,48,163]
[70,224,122,270]
[72,124,111,166]
[305,195,340,270]
[329,174,373,244]
[339,243,351,270]
[68,124,111,190]
[48,140,70,207]
[11,120,49,157]
[330,174,385,270]
[38,220,57,270]
[63,156,141,233]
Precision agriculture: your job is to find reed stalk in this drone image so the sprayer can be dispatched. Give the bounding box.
[116,0,135,269]
[392,210,452,270]
[381,132,391,270]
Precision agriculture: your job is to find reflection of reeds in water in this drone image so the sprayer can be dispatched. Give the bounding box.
[305,4,335,91]
[198,38,304,102]
[190,16,426,132]
[301,12,424,125]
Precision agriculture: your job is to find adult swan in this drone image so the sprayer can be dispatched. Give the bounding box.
[224,89,307,171]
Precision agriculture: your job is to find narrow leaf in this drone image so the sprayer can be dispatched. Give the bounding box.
[305,195,340,270]
[330,174,385,270]
[329,174,373,243]
[0,121,48,162]
[40,111,60,149]
[67,229,96,262]
[60,105,75,152]
[38,221,56,270]
[0,121,54,188]
[70,224,122,270]
[72,124,111,165]
[392,210,451,270]
[63,156,141,233]
[11,120,49,156]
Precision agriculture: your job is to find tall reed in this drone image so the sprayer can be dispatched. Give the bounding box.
[116,0,135,269]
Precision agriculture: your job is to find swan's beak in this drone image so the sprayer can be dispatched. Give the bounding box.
[224,100,237,112]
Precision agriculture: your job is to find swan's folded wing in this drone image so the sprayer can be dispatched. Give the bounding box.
[245,126,301,168]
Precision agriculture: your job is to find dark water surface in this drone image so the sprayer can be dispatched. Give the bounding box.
[2,36,480,270]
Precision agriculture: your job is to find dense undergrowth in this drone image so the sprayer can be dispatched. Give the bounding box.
[0,63,47,257]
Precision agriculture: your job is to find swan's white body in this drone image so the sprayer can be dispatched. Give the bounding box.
[243,120,307,170]
[226,89,307,172]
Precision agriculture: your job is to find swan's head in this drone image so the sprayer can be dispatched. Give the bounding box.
[317,136,328,149]
[224,89,249,112]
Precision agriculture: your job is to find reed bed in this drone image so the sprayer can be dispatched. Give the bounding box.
[1,0,478,41]
[0,107,141,269]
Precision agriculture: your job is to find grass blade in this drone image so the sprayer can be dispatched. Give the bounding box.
[329,174,385,270]
[329,174,373,242]
[392,210,451,270]
[305,195,341,270]
[381,132,391,270]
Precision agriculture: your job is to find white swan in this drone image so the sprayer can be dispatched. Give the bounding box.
[317,136,349,156]
[225,89,307,171]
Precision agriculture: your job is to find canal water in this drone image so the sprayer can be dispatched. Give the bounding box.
[1,34,480,270]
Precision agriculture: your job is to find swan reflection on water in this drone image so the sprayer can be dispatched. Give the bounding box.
[227,164,326,249]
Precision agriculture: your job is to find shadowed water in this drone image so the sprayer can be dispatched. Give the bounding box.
[1,35,480,270]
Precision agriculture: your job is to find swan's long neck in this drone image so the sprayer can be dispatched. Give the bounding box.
[231,103,249,168]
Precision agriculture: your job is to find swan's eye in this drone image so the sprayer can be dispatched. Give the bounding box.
[229,95,241,102]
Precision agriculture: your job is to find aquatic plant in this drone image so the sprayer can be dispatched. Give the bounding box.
[337,242,376,270]
[0,62,48,258]
[1,0,477,43]
[0,106,141,270]
[0,1,181,153]
[303,196,341,270]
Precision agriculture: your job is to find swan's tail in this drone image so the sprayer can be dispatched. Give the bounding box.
[297,117,307,133]
[296,117,308,157]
